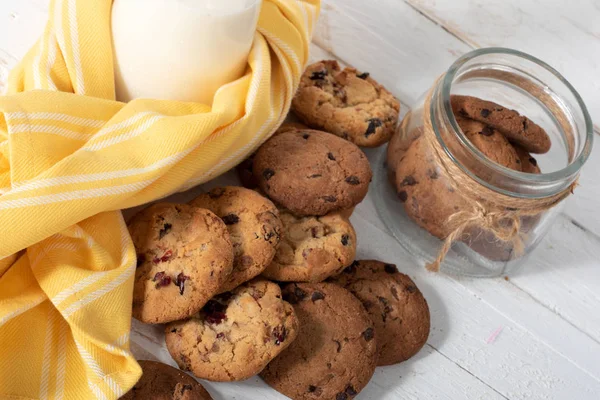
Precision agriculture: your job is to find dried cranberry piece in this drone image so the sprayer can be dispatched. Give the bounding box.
[345,176,360,185]
[263,169,275,181]
[205,311,227,325]
[272,326,287,345]
[310,70,327,80]
[153,272,172,288]
[153,250,173,264]
[365,118,383,137]
[159,223,172,240]
[310,227,319,238]
[384,264,398,274]
[356,72,370,80]
[216,332,225,339]
[175,272,190,295]
[221,214,240,225]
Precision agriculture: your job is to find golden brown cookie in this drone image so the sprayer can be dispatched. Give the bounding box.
[190,187,283,293]
[253,129,372,216]
[329,260,430,365]
[129,204,234,324]
[262,209,357,282]
[166,279,299,382]
[292,60,401,147]
[261,283,378,400]
[237,123,309,189]
[455,116,521,171]
[121,360,213,400]
[395,136,469,239]
[451,95,551,154]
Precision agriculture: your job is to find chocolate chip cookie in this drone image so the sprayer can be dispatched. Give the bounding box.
[237,123,309,189]
[129,204,234,324]
[190,187,283,293]
[122,360,213,400]
[253,129,372,216]
[455,116,521,171]
[165,279,299,382]
[329,260,430,365]
[451,95,551,154]
[395,136,470,239]
[261,283,377,400]
[262,209,357,282]
[292,60,401,147]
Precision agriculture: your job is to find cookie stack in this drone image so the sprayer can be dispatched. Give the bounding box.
[126,61,430,400]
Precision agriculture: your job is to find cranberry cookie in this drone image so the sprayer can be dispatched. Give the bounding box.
[129,204,234,324]
[451,95,551,154]
[166,279,299,382]
[292,60,400,147]
[261,283,377,400]
[253,129,372,216]
[262,209,357,282]
[190,187,283,293]
[121,360,213,400]
[329,260,430,365]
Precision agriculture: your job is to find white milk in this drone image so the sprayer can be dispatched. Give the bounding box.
[111,0,262,104]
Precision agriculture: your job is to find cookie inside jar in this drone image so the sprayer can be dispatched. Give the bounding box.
[376,48,592,277]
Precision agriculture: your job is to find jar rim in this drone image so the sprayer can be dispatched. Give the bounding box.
[434,47,594,198]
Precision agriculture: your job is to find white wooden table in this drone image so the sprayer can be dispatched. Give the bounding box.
[2,1,600,399]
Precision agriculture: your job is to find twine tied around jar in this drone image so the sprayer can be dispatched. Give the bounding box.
[420,77,578,272]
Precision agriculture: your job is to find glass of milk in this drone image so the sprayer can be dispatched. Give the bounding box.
[111,0,262,104]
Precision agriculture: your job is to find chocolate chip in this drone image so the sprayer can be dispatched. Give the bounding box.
[284,286,308,304]
[398,190,408,202]
[345,385,358,396]
[481,109,491,118]
[136,254,146,268]
[523,119,528,131]
[529,157,538,166]
[272,326,287,345]
[341,234,350,246]
[310,70,327,80]
[356,72,370,80]
[480,126,494,136]
[365,118,383,137]
[384,264,398,274]
[180,384,193,394]
[401,176,417,186]
[309,174,322,179]
[362,327,375,341]
[346,176,360,185]
[327,152,336,161]
[334,340,342,353]
[334,88,348,103]
[209,187,226,199]
[322,195,337,203]
[516,159,521,164]
[222,214,240,225]
[303,133,310,139]
[153,272,172,288]
[406,285,418,293]
[336,393,348,400]
[170,328,178,333]
[311,291,325,302]
[263,169,275,181]
[308,385,317,393]
[175,272,190,295]
[362,300,374,310]
[427,169,439,180]
[344,260,359,274]
[159,223,172,240]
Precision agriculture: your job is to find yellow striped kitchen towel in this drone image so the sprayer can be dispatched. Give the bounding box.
[0,0,320,398]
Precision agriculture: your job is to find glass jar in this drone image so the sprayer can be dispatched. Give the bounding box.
[375,48,594,277]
